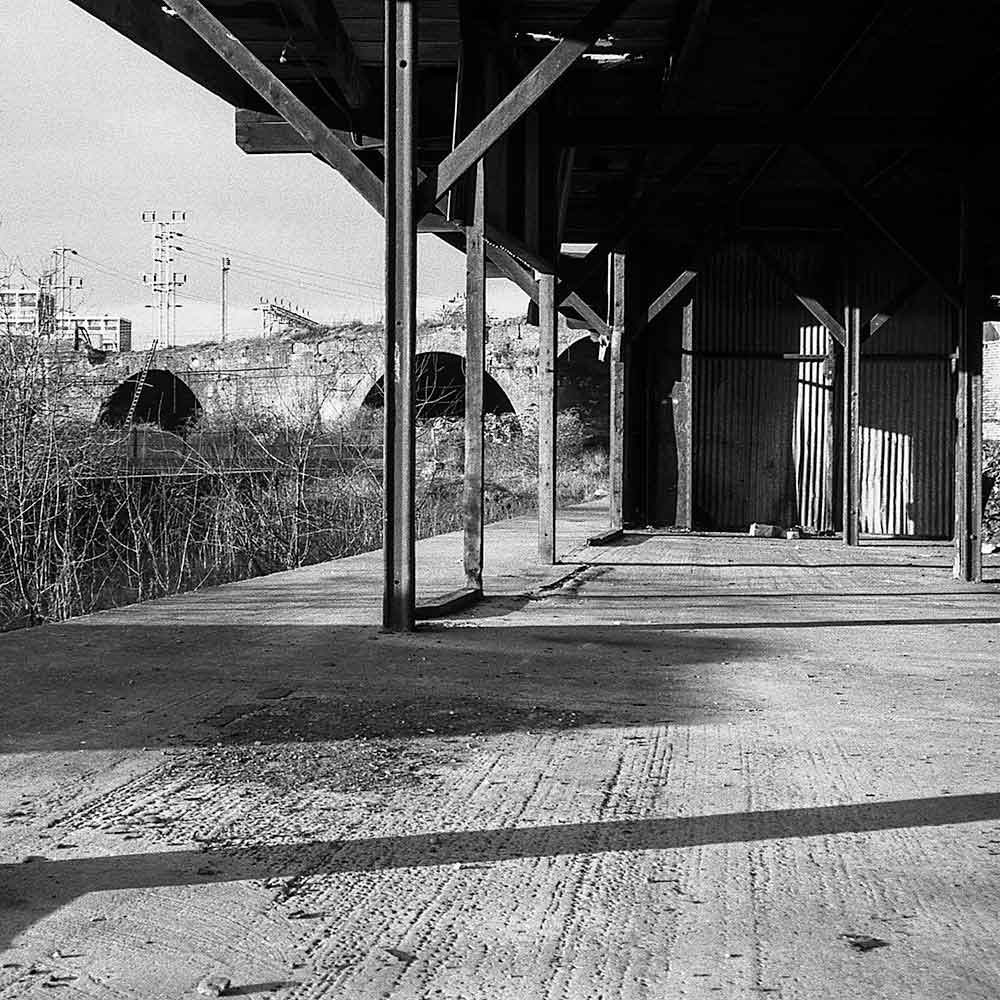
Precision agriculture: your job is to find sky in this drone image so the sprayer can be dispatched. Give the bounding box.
[0,0,527,348]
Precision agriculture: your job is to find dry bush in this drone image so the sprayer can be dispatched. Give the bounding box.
[0,327,607,630]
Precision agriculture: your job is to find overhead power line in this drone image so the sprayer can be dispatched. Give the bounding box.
[180,234,383,291]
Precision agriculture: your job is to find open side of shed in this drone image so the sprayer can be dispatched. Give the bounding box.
[67,0,1000,627]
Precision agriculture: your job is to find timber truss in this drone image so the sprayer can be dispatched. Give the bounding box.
[69,0,1000,627]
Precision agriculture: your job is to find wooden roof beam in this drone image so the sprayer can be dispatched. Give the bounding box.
[660,0,714,112]
[802,144,962,309]
[483,243,609,340]
[235,108,379,153]
[745,241,846,345]
[556,143,714,305]
[634,269,698,337]
[418,0,638,210]
[557,114,965,146]
[167,0,384,214]
[738,1,894,202]
[279,0,371,115]
[866,278,927,339]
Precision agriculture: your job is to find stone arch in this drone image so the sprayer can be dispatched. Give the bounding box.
[558,328,600,357]
[359,351,516,419]
[557,333,609,447]
[98,368,202,434]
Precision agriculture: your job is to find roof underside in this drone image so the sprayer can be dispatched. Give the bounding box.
[68,1,1000,272]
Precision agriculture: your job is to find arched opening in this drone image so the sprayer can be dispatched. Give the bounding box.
[558,336,609,448]
[361,351,515,418]
[99,369,202,434]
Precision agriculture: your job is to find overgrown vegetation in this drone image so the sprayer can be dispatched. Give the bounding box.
[985,441,1000,542]
[0,332,606,631]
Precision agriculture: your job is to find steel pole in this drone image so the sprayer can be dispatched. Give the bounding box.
[383,0,418,630]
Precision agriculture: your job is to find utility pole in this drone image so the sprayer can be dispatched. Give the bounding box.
[142,210,187,347]
[221,256,231,343]
[49,246,82,340]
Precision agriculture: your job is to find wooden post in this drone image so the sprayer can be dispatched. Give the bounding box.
[609,251,626,530]
[842,290,861,547]
[463,160,486,591]
[382,0,418,630]
[524,110,541,253]
[538,272,557,563]
[822,333,836,533]
[676,295,694,528]
[955,169,984,582]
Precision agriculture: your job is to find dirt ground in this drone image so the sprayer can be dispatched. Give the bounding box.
[2,513,1000,999]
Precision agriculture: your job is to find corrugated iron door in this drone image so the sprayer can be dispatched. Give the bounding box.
[859,359,954,537]
[694,243,833,531]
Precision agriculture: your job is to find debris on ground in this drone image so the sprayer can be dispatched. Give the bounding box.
[195,975,232,997]
[386,948,416,964]
[749,523,782,538]
[840,933,890,952]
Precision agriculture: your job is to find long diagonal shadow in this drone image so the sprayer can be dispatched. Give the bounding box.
[4,792,999,950]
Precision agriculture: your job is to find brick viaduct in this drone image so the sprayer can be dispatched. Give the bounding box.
[62,315,606,434]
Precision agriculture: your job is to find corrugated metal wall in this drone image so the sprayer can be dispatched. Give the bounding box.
[856,265,955,536]
[694,242,834,531]
[682,241,954,537]
[793,322,834,532]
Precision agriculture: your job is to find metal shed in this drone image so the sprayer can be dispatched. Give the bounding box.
[67,0,998,627]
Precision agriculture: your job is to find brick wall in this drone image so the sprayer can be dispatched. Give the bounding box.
[985,333,1000,440]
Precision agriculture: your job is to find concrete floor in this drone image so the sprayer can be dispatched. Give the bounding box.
[2,505,1000,999]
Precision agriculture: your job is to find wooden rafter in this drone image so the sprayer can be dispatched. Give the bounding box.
[660,0,714,112]
[635,270,698,336]
[738,1,894,202]
[279,0,371,113]
[167,0,384,213]
[746,241,846,344]
[235,109,378,153]
[556,144,714,305]
[565,293,613,341]
[417,0,637,210]
[555,113,962,146]
[865,277,927,339]
[803,144,962,309]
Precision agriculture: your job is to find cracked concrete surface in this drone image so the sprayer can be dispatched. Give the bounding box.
[2,505,1000,999]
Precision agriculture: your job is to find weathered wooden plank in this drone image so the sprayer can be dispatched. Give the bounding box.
[68,0,269,111]
[676,296,694,529]
[418,0,637,208]
[799,296,847,346]
[463,160,486,591]
[538,273,558,564]
[842,300,861,547]
[564,292,612,341]
[609,251,626,531]
[955,171,984,582]
[167,0,385,214]
[235,108,380,153]
[637,269,697,335]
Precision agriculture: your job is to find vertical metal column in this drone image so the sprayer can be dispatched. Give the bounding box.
[383,0,418,630]
[955,170,984,582]
[842,291,861,547]
[609,251,626,530]
[463,160,486,591]
[538,272,558,563]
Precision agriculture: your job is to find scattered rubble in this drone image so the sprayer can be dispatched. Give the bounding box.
[195,975,231,997]
[840,933,890,952]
